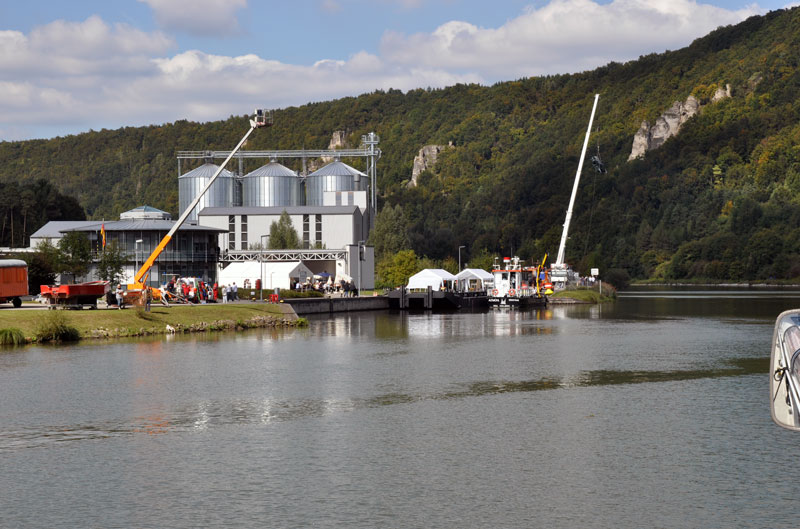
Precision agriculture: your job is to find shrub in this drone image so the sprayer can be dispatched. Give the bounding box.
[35,310,81,343]
[0,327,26,346]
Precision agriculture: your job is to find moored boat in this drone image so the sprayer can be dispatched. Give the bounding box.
[487,256,548,308]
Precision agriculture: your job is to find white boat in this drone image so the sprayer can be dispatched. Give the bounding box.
[487,256,549,308]
[770,309,800,430]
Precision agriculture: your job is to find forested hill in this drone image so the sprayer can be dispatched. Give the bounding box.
[2,7,800,281]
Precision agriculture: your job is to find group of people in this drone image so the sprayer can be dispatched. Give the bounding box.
[293,277,359,297]
[163,276,240,304]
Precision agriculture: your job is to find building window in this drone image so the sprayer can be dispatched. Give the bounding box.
[241,215,248,250]
[303,214,309,248]
[315,214,322,246]
[228,215,235,251]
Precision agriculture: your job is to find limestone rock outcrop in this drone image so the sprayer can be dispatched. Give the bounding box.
[628,84,734,161]
[408,144,450,187]
[628,95,699,161]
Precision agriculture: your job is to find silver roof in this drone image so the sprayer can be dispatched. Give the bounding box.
[120,205,172,220]
[30,221,99,239]
[308,160,366,177]
[61,220,225,233]
[179,162,235,179]
[0,259,27,268]
[244,161,298,178]
[199,206,360,216]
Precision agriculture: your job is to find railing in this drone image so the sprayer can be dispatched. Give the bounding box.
[221,249,348,262]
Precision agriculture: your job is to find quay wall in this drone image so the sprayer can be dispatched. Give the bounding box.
[285,296,390,315]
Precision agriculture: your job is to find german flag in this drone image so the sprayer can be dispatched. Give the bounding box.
[101,222,106,249]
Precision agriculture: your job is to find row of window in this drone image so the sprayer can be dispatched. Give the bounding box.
[228,214,322,250]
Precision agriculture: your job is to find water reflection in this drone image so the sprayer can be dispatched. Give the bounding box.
[0,357,767,451]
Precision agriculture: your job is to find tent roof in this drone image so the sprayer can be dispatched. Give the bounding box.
[455,268,493,281]
[264,261,311,276]
[407,268,456,289]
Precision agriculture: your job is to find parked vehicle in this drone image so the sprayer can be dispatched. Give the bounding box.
[0,259,28,308]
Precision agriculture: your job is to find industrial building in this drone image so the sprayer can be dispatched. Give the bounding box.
[177,133,380,290]
[29,206,224,285]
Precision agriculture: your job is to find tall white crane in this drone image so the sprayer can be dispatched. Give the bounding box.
[552,94,599,285]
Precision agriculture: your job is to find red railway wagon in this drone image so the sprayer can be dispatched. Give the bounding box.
[0,259,28,308]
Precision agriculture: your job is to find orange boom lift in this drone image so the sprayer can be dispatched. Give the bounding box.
[128,109,273,295]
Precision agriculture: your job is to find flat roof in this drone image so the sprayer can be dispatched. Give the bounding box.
[199,206,360,216]
[30,221,99,239]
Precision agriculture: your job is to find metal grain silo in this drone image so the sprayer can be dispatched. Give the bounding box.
[242,161,303,207]
[305,160,366,206]
[179,162,234,221]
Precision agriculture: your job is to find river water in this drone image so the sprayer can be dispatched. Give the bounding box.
[2,288,799,528]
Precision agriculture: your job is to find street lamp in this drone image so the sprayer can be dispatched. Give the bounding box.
[358,240,365,296]
[458,245,466,271]
[260,234,269,301]
[135,239,143,284]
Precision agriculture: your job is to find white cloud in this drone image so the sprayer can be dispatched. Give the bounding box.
[138,0,247,35]
[380,0,760,77]
[0,1,770,141]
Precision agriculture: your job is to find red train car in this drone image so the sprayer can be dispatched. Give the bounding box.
[0,259,28,308]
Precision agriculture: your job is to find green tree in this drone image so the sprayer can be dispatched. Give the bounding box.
[17,240,59,292]
[369,204,410,260]
[57,232,92,279]
[268,210,301,249]
[97,240,129,285]
[376,249,419,288]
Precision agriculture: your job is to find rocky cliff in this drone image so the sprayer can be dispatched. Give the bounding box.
[408,144,451,187]
[628,85,731,161]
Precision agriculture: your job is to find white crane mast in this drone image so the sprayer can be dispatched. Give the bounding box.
[555,94,600,267]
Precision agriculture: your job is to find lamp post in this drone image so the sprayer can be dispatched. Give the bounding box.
[260,234,269,301]
[135,239,143,284]
[458,245,466,271]
[358,240,365,296]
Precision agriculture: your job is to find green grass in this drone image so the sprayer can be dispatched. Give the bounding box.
[0,302,294,342]
[550,286,616,303]
[0,327,25,346]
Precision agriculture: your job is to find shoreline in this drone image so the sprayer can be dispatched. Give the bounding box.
[0,302,303,344]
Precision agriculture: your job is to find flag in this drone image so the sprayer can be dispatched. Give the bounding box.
[101,222,106,249]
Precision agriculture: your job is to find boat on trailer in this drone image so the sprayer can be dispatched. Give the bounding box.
[487,256,549,308]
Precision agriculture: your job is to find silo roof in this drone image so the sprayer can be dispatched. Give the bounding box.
[179,162,234,179]
[244,161,298,178]
[309,160,366,177]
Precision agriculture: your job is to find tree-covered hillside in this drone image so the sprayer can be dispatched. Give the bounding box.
[2,7,800,281]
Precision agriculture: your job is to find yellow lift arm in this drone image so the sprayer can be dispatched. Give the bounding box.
[129,109,273,290]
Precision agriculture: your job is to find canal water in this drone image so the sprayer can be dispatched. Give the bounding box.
[2,288,799,528]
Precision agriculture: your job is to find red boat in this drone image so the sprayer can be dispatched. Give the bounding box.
[40,281,110,309]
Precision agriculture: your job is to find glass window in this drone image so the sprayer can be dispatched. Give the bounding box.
[228,215,236,251]
[303,214,310,248]
[241,215,248,250]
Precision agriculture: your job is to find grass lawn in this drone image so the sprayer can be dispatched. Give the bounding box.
[550,287,614,303]
[0,302,294,341]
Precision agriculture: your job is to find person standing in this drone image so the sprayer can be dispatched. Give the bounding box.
[115,284,124,310]
[144,287,151,312]
[221,284,228,304]
[232,282,238,301]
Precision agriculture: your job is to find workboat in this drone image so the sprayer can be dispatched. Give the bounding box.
[487,256,549,308]
[770,309,800,430]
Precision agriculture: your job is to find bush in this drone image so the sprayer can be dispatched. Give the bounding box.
[35,310,81,343]
[604,268,631,290]
[278,289,324,299]
[0,327,26,346]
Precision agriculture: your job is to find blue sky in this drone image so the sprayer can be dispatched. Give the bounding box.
[1,0,796,141]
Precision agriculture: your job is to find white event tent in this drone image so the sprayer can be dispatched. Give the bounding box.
[455,268,494,292]
[407,269,456,291]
